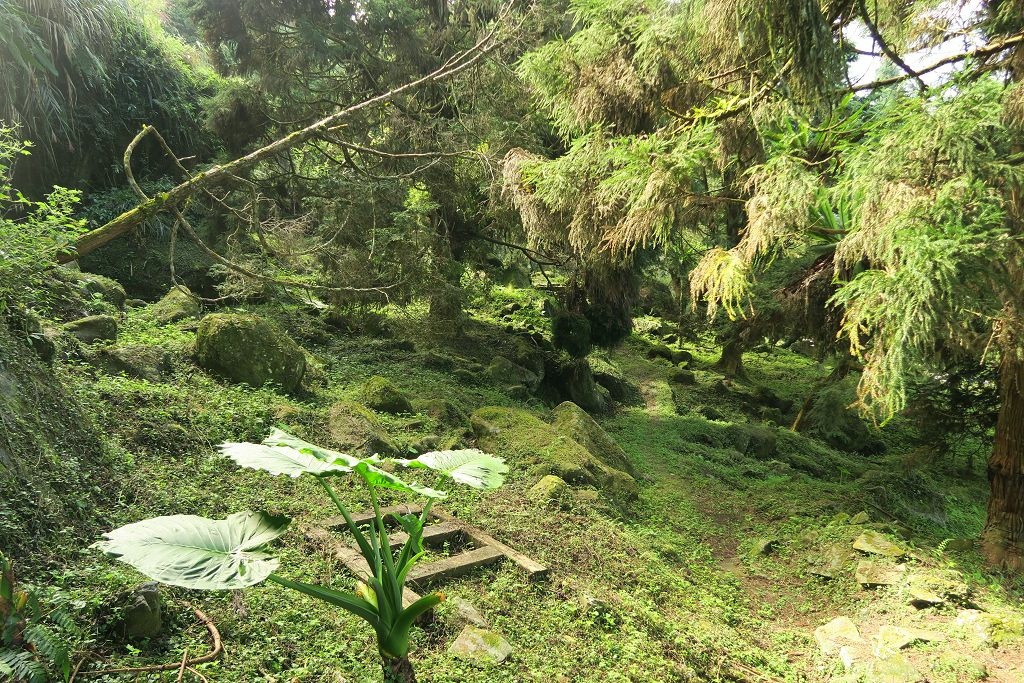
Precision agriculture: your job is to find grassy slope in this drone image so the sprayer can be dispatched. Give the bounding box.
[28,289,1024,682]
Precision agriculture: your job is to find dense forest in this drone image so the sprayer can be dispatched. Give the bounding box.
[2,0,1024,681]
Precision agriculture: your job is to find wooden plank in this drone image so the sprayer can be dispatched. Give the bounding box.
[386,522,464,550]
[322,504,426,529]
[406,546,504,588]
[431,509,549,580]
[303,525,422,610]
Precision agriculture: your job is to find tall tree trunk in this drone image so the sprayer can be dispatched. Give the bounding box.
[715,335,746,380]
[981,354,1024,572]
[381,654,417,683]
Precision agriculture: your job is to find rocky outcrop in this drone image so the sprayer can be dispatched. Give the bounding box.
[195,314,306,392]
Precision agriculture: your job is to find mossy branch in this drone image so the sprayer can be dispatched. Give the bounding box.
[57,20,505,264]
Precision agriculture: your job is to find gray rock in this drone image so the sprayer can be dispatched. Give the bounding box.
[195,313,306,392]
[487,356,539,392]
[906,569,969,607]
[150,286,200,324]
[90,344,173,381]
[750,537,779,556]
[528,474,569,505]
[449,598,489,628]
[63,315,118,344]
[866,652,923,683]
[449,626,513,666]
[72,271,126,308]
[853,530,908,559]
[668,368,696,385]
[873,625,943,654]
[855,560,906,587]
[814,616,863,655]
[850,511,871,525]
[119,582,162,640]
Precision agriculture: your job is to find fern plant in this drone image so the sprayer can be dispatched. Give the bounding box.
[95,429,507,683]
[1,552,77,683]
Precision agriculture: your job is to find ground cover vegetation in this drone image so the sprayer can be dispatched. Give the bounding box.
[2,0,1024,681]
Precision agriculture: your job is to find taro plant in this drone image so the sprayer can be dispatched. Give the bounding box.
[94,429,507,683]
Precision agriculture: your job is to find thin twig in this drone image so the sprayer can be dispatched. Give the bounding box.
[77,606,222,677]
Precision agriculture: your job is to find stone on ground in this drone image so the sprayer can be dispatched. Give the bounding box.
[360,375,413,414]
[117,582,162,640]
[853,530,908,559]
[150,285,200,324]
[486,356,540,393]
[449,625,513,665]
[528,474,570,505]
[63,314,118,343]
[551,401,635,475]
[471,406,637,502]
[195,313,306,392]
[328,400,400,457]
[905,569,969,607]
[873,625,943,655]
[855,560,906,587]
[448,598,489,628]
[71,271,127,308]
[89,344,173,381]
[814,616,863,655]
[867,652,923,683]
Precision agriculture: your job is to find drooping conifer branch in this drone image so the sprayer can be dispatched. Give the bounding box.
[57,16,508,264]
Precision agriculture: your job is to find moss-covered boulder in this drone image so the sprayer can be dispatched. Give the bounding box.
[71,271,127,309]
[360,375,413,414]
[411,398,470,431]
[528,474,570,505]
[328,400,400,456]
[470,406,637,502]
[587,355,638,405]
[63,314,118,344]
[486,356,540,393]
[90,344,173,381]
[195,314,305,392]
[552,401,635,475]
[150,286,201,325]
[725,423,779,460]
[556,359,610,414]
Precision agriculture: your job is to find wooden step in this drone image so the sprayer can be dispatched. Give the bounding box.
[431,509,549,580]
[406,546,504,588]
[322,504,427,530]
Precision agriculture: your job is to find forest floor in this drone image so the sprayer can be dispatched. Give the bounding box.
[14,281,1024,682]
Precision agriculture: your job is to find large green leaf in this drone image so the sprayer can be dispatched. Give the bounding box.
[220,442,353,477]
[354,460,446,499]
[262,428,361,468]
[94,511,290,589]
[399,449,508,489]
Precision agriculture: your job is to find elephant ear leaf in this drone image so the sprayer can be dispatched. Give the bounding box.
[262,428,361,468]
[93,511,290,589]
[353,461,447,499]
[400,449,508,489]
[220,442,353,477]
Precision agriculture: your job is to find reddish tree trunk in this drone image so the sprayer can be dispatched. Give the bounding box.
[982,354,1024,572]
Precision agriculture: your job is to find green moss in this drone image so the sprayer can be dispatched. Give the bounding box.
[195,313,306,393]
[328,400,400,456]
[470,405,637,501]
[150,286,200,324]
[360,375,413,414]
[552,401,635,475]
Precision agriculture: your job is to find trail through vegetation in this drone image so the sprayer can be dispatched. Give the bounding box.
[3,0,1024,681]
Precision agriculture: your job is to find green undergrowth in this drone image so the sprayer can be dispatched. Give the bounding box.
[11,291,1022,682]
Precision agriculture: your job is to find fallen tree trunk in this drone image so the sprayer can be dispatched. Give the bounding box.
[57,30,499,264]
